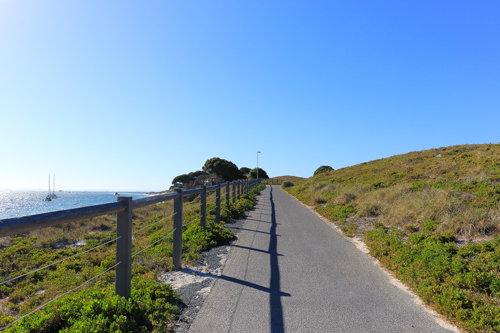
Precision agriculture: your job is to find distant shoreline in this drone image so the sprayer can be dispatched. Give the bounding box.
[0,190,156,193]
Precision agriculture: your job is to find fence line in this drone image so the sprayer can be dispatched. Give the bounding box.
[132,212,177,235]
[182,201,203,213]
[132,229,176,258]
[0,235,122,287]
[0,178,262,302]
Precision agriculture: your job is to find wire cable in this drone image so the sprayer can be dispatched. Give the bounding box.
[0,262,121,331]
[206,205,218,214]
[0,236,122,287]
[132,212,176,235]
[182,201,202,213]
[132,229,176,258]
[182,215,202,227]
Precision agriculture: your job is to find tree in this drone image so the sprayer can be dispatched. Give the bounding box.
[202,157,244,181]
[314,165,334,176]
[171,174,193,185]
[188,170,208,179]
[248,167,269,179]
[240,167,251,176]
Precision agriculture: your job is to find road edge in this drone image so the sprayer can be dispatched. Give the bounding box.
[278,185,462,333]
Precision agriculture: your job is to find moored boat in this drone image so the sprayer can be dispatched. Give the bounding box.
[44,175,52,201]
[49,174,58,199]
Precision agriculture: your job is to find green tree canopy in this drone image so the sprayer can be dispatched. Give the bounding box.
[240,167,251,176]
[248,168,269,179]
[314,165,334,176]
[202,157,243,181]
[171,174,194,185]
[188,170,208,178]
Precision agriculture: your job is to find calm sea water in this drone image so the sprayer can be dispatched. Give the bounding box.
[0,191,149,220]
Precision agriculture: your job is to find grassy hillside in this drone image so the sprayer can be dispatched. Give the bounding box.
[264,175,304,183]
[288,143,500,237]
[313,144,500,186]
[284,143,500,332]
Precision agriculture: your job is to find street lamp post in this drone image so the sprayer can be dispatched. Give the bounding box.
[257,151,261,179]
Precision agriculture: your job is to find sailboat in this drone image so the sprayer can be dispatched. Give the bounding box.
[44,175,52,201]
[49,174,58,199]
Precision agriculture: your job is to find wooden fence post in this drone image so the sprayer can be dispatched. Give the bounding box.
[173,189,183,270]
[232,182,236,203]
[200,185,206,228]
[215,184,221,224]
[116,196,133,298]
[237,181,240,199]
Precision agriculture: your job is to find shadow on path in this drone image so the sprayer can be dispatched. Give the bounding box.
[269,186,285,333]
[231,244,283,256]
[229,227,275,235]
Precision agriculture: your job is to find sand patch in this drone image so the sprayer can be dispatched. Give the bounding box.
[159,252,228,290]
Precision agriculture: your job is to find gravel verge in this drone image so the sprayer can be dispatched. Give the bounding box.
[158,212,250,333]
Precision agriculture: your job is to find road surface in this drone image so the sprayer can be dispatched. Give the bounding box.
[189,185,457,333]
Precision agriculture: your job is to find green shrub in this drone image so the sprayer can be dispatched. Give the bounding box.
[0,184,268,331]
[316,204,356,224]
[366,229,500,332]
[4,278,180,333]
[341,224,358,237]
[313,165,334,176]
[281,181,294,188]
[421,219,439,233]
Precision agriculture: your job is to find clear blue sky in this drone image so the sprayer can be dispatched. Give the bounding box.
[1,0,499,191]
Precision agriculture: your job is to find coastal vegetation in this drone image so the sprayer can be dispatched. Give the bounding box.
[0,183,266,332]
[248,167,269,179]
[267,175,304,184]
[239,167,251,177]
[171,158,271,190]
[285,143,500,332]
[202,157,243,181]
[170,158,265,191]
[313,165,334,176]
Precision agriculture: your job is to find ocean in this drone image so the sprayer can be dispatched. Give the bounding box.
[0,191,150,220]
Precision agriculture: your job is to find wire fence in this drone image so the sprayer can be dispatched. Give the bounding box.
[0,262,121,331]
[0,179,263,331]
[182,201,203,213]
[132,212,177,235]
[0,235,121,287]
[132,229,176,258]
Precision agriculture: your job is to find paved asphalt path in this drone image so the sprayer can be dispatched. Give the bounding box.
[189,185,457,333]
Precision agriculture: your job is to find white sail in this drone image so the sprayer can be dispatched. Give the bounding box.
[45,175,52,201]
[51,174,58,199]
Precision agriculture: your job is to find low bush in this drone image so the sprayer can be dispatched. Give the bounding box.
[366,228,500,332]
[4,278,180,333]
[341,224,358,237]
[421,219,439,233]
[316,204,356,224]
[0,184,267,331]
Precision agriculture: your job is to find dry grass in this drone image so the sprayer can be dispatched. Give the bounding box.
[311,143,500,186]
[10,190,224,250]
[8,194,209,251]
[267,175,304,183]
[286,143,500,238]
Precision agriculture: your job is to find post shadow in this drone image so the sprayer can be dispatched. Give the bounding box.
[269,186,285,333]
